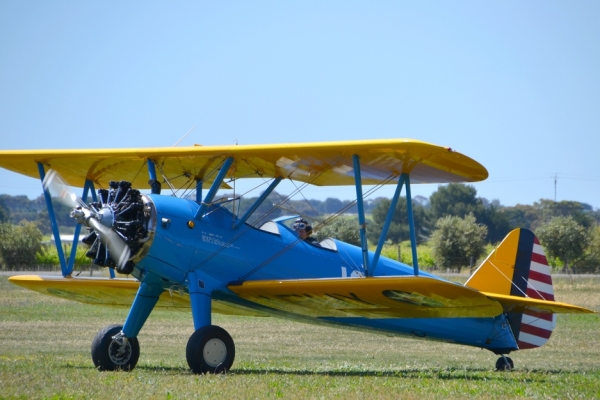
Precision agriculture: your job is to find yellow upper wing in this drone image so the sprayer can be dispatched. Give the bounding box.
[228,276,503,319]
[0,139,488,189]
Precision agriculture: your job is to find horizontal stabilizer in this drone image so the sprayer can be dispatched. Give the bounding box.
[466,228,595,350]
[8,275,266,317]
[482,292,595,315]
[229,276,503,319]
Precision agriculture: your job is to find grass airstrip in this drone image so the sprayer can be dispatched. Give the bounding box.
[0,273,599,399]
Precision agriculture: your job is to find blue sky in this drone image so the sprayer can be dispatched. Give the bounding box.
[1,1,599,208]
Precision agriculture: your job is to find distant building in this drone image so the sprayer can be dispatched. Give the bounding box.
[46,234,84,245]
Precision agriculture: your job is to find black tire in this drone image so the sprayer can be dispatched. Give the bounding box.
[91,324,140,371]
[495,356,514,371]
[186,325,235,374]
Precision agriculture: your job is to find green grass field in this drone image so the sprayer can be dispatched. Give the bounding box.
[1,275,599,399]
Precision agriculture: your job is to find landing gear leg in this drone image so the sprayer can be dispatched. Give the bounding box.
[496,355,514,371]
[90,282,161,371]
[185,271,236,373]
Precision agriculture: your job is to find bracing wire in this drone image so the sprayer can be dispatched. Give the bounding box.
[238,173,398,280]
[195,156,346,273]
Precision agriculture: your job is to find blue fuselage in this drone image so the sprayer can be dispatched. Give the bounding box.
[133,195,517,353]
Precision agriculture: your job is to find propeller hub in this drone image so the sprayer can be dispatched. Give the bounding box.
[96,207,115,229]
[70,207,97,226]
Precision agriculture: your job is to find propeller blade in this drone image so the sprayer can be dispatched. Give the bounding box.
[44,169,132,270]
[42,169,86,208]
[89,218,131,270]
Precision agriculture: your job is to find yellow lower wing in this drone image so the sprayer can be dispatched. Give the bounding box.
[228,276,503,319]
[8,275,266,317]
[482,292,595,315]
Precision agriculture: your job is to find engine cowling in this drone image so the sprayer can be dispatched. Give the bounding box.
[82,181,156,274]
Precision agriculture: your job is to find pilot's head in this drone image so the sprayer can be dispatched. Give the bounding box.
[292,218,312,240]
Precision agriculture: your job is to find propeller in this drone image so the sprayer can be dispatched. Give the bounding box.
[87,217,131,270]
[42,169,131,270]
[42,169,87,209]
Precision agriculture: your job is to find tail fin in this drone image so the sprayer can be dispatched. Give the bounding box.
[465,228,557,350]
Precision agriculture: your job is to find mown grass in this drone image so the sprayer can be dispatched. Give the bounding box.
[0,275,599,399]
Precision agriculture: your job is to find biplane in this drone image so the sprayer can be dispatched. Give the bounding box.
[0,139,594,373]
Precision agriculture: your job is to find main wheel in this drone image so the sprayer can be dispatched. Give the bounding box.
[186,325,235,374]
[496,356,514,371]
[91,324,140,371]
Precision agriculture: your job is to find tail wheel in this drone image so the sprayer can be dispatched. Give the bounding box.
[91,324,140,371]
[186,325,235,374]
[496,356,514,371]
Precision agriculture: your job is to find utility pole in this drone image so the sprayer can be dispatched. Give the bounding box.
[554,173,557,202]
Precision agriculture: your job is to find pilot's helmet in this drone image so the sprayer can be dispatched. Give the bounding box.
[292,218,312,235]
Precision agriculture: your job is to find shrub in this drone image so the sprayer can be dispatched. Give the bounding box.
[429,213,487,269]
[0,221,43,270]
[315,216,361,246]
[536,216,590,272]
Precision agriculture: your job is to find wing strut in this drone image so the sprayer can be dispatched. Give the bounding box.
[147,159,161,194]
[195,178,203,203]
[37,163,69,275]
[234,177,282,229]
[405,173,420,276]
[194,157,234,220]
[352,155,370,275]
[36,163,113,277]
[367,173,419,277]
[371,174,405,276]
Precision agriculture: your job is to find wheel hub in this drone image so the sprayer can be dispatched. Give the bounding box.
[108,339,133,365]
[203,338,227,367]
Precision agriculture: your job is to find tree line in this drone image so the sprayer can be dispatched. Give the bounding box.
[0,184,599,272]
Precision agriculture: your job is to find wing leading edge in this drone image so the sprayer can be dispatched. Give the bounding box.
[8,275,267,317]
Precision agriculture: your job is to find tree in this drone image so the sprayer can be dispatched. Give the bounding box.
[536,216,590,272]
[428,183,509,243]
[1,194,43,224]
[34,210,52,234]
[0,221,43,270]
[314,216,361,246]
[503,199,597,232]
[366,197,429,245]
[323,197,344,214]
[477,205,512,244]
[429,183,481,221]
[429,213,488,270]
[535,199,596,228]
[502,204,541,230]
[0,198,9,223]
[571,224,600,273]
